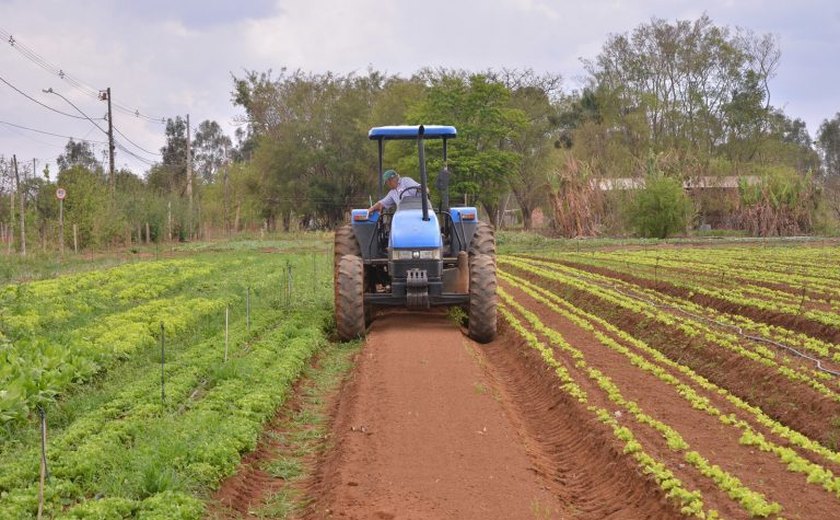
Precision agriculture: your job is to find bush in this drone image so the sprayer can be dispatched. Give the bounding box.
[627,174,694,239]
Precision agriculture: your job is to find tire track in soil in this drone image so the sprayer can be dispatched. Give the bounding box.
[305,310,679,520]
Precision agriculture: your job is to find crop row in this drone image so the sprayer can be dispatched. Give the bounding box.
[556,250,840,321]
[500,301,714,517]
[0,305,329,518]
[586,245,840,283]
[500,271,840,494]
[503,257,840,404]
[499,274,840,518]
[501,291,785,517]
[0,296,226,426]
[0,252,306,430]
[0,259,214,337]
[521,255,840,375]
[0,259,332,520]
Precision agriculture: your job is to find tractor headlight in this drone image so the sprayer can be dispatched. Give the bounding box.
[391,250,414,260]
[418,250,440,260]
[390,249,441,261]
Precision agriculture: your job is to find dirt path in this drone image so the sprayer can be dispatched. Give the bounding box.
[307,311,561,518]
[306,310,678,519]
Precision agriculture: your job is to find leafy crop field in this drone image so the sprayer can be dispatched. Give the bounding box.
[498,242,840,518]
[4,237,840,519]
[0,240,333,519]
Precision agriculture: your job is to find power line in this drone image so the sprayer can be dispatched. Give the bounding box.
[42,87,111,138]
[0,119,108,143]
[1,26,166,124]
[115,141,156,166]
[1,73,162,162]
[113,125,161,157]
[0,74,105,121]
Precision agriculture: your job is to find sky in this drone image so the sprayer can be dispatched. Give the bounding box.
[1,0,839,179]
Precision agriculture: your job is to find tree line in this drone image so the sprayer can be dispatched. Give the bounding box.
[3,14,840,252]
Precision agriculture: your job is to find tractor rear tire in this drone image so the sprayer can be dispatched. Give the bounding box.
[336,254,366,341]
[334,224,361,276]
[469,221,496,257]
[468,253,497,343]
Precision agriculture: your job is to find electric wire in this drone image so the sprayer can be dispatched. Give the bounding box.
[2,74,161,161]
[1,27,166,123]
[0,74,104,121]
[112,125,161,156]
[0,119,108,144]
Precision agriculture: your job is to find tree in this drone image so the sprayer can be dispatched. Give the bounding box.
[585,15,780,160]
[56,165,111,248]
[234,69,384,229]
[408,70,527,226]
[818,113,840,177]
[56,139,102,174]
[149,117,189,195]
[193,120,232,183]
[494,69,564,229]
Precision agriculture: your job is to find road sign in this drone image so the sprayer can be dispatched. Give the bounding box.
[56,188,66,200]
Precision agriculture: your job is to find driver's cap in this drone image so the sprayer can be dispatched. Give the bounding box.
[383,169,398,181]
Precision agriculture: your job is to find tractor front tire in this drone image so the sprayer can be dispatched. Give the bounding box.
[469,221,496,257]
[334,224,361,276]
[468,253,497,343]
[336,254,366,341]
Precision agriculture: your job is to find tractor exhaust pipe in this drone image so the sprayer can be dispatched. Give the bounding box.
[417,125,430,221]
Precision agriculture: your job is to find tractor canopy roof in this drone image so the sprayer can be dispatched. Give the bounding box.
[368,125,457,140]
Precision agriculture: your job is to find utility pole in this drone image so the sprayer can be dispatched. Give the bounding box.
[8,178,14,255]
[223,143,230,236]
[101,87,115,194]
[185,113,193,239]
[12,155,25,256]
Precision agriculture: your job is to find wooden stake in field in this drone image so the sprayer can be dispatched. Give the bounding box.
[56,187,66,256]
[160,322,166,404]
[224,306,230,362]
[286,261,293,307]
[37,407,47,520]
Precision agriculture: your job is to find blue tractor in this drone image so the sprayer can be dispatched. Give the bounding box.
[334,125,497,342]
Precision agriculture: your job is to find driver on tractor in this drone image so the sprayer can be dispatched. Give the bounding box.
[366,169,423,215]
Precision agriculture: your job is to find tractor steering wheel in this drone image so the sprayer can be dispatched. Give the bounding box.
[399,185,423,199]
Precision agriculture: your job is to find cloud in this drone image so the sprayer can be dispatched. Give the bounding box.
[2,0,839,175]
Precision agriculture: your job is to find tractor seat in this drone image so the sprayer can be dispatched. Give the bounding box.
[396,196,432,212]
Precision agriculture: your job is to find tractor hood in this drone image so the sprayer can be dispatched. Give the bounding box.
[390,199,442,250]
